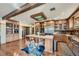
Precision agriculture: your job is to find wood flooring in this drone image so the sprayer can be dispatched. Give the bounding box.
[0,39,53,56]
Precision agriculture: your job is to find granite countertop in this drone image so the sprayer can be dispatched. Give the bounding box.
[69,35,79,47]
[68,35,79,56]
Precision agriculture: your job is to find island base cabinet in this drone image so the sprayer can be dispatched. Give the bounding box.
[6,34,19,43]
[45,39,53,53]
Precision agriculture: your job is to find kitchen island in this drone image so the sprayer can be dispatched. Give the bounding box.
[26,35,54,54]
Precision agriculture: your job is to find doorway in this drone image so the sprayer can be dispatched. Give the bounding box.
[22,26,30,38]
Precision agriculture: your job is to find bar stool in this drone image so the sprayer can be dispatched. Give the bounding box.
[53,34,69,55]
[53,34,61,53]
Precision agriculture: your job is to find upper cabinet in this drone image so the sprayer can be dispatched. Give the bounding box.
[74,11,79,29]
[74,17,79,29]
[54,20,68,30]
[6,23,13,34]
[14,24,19,33]
[35,19,68,35]
[6,20,19,34]
[68,9,79,29]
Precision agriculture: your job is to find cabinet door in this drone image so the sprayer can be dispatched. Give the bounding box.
[6,35,10,42]
[45,39,53,53]
[14,34,19,41]
[10,34,13,42]
[6,34,14,42]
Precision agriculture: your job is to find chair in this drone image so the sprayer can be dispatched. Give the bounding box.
[21,42,45,56]
[37,45,45,56]
[21,47,29,54]
[53,34,69,55]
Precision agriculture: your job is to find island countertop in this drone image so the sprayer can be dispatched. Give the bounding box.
[26,35,53,39]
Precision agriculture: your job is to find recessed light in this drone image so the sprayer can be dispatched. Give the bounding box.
[50,7,55,11]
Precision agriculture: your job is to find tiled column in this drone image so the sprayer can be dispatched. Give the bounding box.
[34,23,36,34]
[19,22,22,39]
[0,20,6,44]
[29,27,32,35]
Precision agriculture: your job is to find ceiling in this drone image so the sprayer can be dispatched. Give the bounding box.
[0,3,79,25]
[11,3,79,25]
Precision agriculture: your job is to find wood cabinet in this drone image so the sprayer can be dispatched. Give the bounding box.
[6,20,19,43]
[67,9,79,35]
[68,9,79,29]
[54,20,68,31]
[35,20,68,35]
[6,23,13,34]
[35,22,44,35]
[6,34,19,42]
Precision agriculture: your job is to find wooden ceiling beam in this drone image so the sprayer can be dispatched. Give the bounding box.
[2,3,45,19]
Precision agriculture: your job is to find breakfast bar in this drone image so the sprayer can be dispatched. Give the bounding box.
[26,35,54,53]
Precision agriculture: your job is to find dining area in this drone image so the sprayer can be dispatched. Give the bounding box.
[21,33,79,56]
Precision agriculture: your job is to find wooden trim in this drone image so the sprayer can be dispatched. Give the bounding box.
[6,19,19,25]
[2,3,45,19]
[35,19,67,23]
[75,17,79,19]
[73,16,75,28]
[7,19,18,22]
[3,3,29,19]
[67,7,79,20]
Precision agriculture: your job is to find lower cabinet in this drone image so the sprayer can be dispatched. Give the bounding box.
[6,34,19,43]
